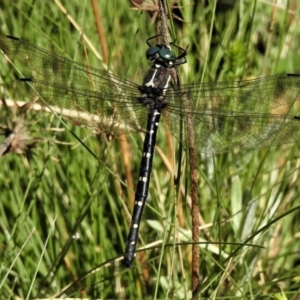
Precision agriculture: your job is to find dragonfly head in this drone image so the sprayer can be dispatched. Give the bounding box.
[146,44,177,67]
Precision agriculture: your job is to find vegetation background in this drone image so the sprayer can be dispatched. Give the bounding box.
[0,0,300,299]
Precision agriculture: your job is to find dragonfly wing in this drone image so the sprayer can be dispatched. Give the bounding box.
[0,34,148,134]
[164,74,300,154]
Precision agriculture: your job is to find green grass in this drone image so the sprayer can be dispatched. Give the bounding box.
[1,0,300,299]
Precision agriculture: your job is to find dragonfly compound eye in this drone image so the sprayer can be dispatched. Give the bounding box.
[146,46,160,60]
[158,48,176,62]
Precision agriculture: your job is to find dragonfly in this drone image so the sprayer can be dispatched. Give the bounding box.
[1,34,300,268]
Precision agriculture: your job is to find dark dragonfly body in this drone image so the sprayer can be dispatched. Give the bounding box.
[1,34,300,268]
[123,39,187,267]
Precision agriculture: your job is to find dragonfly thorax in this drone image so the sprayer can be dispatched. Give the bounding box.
[139,63,171,109]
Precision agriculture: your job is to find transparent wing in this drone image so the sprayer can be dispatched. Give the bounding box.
[163,74,300,153]
[0,34,148,134]
[2,34,300,154]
